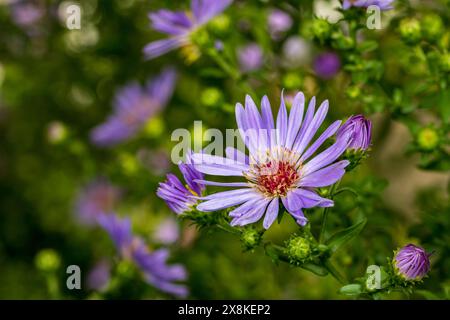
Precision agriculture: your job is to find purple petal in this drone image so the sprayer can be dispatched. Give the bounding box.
[191,153,249,176]
[300,120,342,162]
[285,92,305,149]
[263,197,279,229]
[197,188,260,211]
[299,160,349,187]
[143,37,185,60]
[276,91,288,147]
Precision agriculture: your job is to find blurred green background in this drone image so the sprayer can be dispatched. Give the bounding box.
[0,0,448,299]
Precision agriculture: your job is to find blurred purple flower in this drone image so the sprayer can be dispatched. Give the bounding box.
[137,148,171,176]
[394,244,431,280]
[157,151,205,215]
[268,9,292,40]
[342,0,394,11]
[282,36,312,68]
[154,218,180,245]
[90,68,176,147]
[191,92,350,228]
[87,260,111,291]
[75,179,122,226]
[337,115,372,151]
[98,214,188,297]
[10,1,44,28]
[144,0,233,60]
[314,52,341,79]
[238,43,264,72]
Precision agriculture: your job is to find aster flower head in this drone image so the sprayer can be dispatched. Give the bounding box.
[337,115,372,151]
[10,1,44,28]
[393,244,431,281]
[157,151,205,215]
[314,52,341,79]
[268,9,293,40]
[238,43,264,73]
[192,91,351,229]
[144,0,233,60]
[75,179,122,225]
[98,213,188,297]
[342,0,394,11]
[90,68,176,147]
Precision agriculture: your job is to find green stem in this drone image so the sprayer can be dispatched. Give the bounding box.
[334,187,359,197]
[319,181,340,243]
[206,49,240,80]
[323,260,346,284]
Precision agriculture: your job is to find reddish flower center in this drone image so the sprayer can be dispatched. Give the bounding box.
[255,161,299,197]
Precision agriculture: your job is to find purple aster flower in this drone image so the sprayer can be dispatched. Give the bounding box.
[75,179,122,226]
[342,0,394,11]
[314,52,341,79]
[154,218,180,245]
[238,43,264,72]
[157,151,205,215]
[337,115,372,151]
[268,9,293,40]
[191,92,351,229]
[90,68,176,147]
[87,260,111,291]
[98,213,188,297]
[10,1,44,28]
[144,0,233,60]
[394,244,431,280]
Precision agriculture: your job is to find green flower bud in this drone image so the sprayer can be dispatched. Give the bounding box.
[208,14,231,35]
[421,14,443,42]
[201,87,223,107]
[417,127,440,151]
[346,86,361,99]
[35,249,61,273]
[282,72,303,90]
[285,236,312,264]
[190,28,211,47]
[47,121,68,144]
[312,19,332,42]
[240,227,262,251]
[399,18,421,44]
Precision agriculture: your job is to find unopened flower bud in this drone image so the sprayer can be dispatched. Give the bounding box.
[421,14,443,42]
[312,19,332,42]
[399,18,421,44]
[285,236,312,264]
[417,127,439,151]
[393,244,431,281]
[201,87,223,108]
[337,115,372,151]
[35,249,61,272]
[240,227,262,251]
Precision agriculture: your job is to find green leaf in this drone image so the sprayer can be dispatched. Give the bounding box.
[301,263,329,277]
[339,284,362,296]
[358,40,379,53]
[326,218,367,254]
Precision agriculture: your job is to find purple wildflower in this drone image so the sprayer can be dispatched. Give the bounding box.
[75,179,122,226]
[10,1,44,28]
[337,115,372,151]
[87,260,111,291]
[394,244,431,280]
[314,52,341,79]
[268,9,293,40]
[238,43,264,72]
[144,0,233,60]
[154,218,180,245]
[157,151,205,215]
[90,68,176,147]
[98,213,188,297]
[191,92,351,228]
[342,0,394,11]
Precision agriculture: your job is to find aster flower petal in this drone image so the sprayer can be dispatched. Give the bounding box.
[197,188,261,212]
[291,189,334,208]
[302,135,350,176]
[292,100,329,156]
[230,198,270,227]
[225,146,249,165]
[194,180,249,187]
[285,92,305,149]
[228,197,263,218]
[143,37,186,60]
[191,0,233,25]
[300,120,342,162]
[97,214,133,251]
[149,10,193,35]
[146,67,177,107]
[261,95,276,148]
[299,160,349,188]
[192,153,249,176]
[276,91,288,147]
[263,197,279,229]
